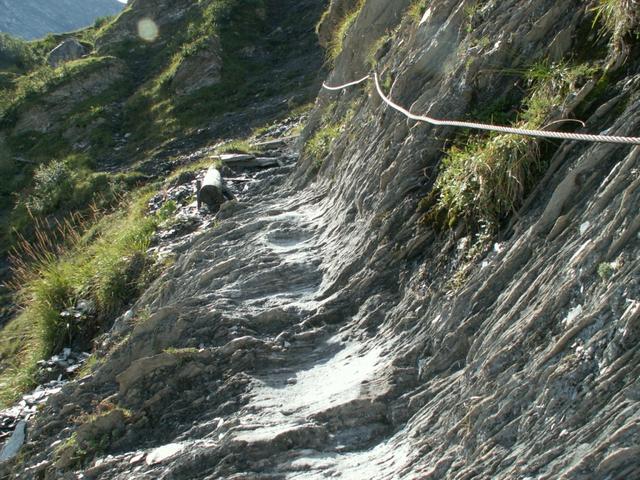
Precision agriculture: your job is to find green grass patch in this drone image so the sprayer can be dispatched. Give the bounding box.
[327,0,365,63]
[3,152,146,259]
[303,96,361,172]
[423,61,599,232]
[407,1,430,22]
[304,123,342,171]
[592,0,640,52]
[0,55,121,125]
[216,139,260,155]
[0,33,39,73]
[367,32,393,68]
[0,189,165,408]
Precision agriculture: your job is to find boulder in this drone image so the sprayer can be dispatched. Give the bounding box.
[46,38,88,67]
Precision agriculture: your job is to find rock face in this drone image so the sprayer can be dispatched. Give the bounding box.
[46,38,88,67]
[171,39,222,96]
[3,0,640,479]
[316,0,361,48]
[0,0,124,40]
[12,57,125,135]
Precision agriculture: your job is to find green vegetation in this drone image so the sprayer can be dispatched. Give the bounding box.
[117,0,274,149]
[24,154,135,216]
[164,346,200,355]
[0,55,121,124]
[0,33,37,73]
[326,0,366,62]
[1,152,145,262]
[593,0,640,52]
[303,97,361,172]
[367,32,393,68]
[422,61,599,233]
[597,261,616,281]
[305,123,343,171]
[0,190,164,407]
[216,139,259,155]
[408,1,430,22]
[464,2,483,33]
[54,403,131,468]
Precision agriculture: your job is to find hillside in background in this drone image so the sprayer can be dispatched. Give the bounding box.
[0,0,124,40]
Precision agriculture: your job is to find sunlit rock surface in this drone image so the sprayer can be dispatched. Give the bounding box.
[2,0,640,478]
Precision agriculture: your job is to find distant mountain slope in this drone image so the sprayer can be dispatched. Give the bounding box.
[0,0,125,40]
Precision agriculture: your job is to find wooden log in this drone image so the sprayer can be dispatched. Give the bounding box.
[199,167,225,210]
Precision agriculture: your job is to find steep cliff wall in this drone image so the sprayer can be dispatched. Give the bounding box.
[2,0,639,479]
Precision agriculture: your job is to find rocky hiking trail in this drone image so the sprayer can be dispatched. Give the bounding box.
[3,0,640,478]
[5,106,640,480]
[86,176,398,478]
[4,123,411,479]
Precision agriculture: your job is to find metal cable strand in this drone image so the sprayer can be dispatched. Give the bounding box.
[322,72,640,145]
[322,74,370,91]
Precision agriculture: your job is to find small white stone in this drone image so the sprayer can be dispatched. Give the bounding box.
[129,452,145,464]
[563,305,583,326]
[580,221,590,235]
[145,443,185,465]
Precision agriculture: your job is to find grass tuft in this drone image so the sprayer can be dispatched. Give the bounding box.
[423,61,598,232]
[592,0,640,53]
[326,0,366,63]
[407,1,430,23]
[304,123,342,171]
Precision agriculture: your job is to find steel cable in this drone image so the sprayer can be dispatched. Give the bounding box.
[322,72,640,145]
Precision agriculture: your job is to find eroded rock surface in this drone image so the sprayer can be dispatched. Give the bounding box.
[2,0,640,479]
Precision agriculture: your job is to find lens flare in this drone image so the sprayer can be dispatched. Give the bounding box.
[137,18,159,42]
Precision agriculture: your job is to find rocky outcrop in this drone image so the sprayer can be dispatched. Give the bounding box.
[0,0,124,40]
[171,38,222,96]
[46,38,88,67]
[12,56,125,135]
[315,0,361,48]
[2,0,640,479]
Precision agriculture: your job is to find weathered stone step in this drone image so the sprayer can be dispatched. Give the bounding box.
[219,154,281,168]
[251,135,300,150]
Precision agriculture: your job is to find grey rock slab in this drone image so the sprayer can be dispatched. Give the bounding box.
[251,135,300,150]
[146,443,185,465]
[219,154,281,169]
[0,421,26,462]
[172,37,222,96]
[47,38,88,67]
